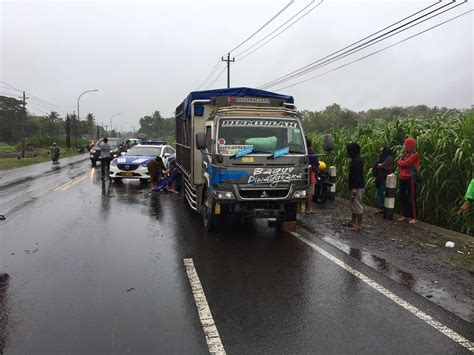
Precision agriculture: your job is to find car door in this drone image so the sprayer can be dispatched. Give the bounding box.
[161,147,170,168]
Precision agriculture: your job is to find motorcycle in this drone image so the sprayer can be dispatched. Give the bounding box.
[51,153,60,165]
[313,161,332,204]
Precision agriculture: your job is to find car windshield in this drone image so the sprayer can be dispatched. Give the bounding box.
[96,139,119,148]
[217,118,306,155]
[126,146,162,156]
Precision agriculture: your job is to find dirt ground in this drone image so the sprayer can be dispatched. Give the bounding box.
[298,199,474,323]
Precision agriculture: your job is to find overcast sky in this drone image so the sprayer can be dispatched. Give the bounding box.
[1,0,472,131]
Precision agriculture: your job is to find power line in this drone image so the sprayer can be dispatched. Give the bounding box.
[205,66,227,89]
[228,0,295,54]
[262,0,466,89]
[236,0,323,60]
[26,91,71,111]
[196,60,223,90]
[258,0,452,89]
[197,60,225,90]
[274,10,473,91]
[27,102,50,115]
[197,60,222,90]
[0,86,22,92]
[27,99,62,113]
[0,80,71,112]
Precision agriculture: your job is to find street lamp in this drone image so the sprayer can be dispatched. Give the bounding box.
[109,113,121,137]
[77,89,99,147]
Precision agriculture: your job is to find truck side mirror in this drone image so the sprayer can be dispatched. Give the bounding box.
[195,132,206,150]
[324,134,334,152]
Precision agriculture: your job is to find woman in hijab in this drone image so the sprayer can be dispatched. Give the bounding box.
[397,138,420,224]
[373,146,393,212]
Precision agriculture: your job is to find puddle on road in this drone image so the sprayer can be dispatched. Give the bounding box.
[326,235,418,290]
[315,233,473,321]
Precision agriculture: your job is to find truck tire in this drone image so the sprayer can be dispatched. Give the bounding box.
[202,187,218,231]
[202,208,218,232]
[284,203,298,222]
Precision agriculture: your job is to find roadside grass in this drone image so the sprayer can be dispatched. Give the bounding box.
[440,240,474,270]
[0,142,17,153]
[0,150,82,170]
[443,254,474,270]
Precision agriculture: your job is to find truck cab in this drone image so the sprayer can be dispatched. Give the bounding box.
[175,88,309,231]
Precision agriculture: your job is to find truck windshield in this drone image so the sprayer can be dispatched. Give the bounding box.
[217,118,306,155]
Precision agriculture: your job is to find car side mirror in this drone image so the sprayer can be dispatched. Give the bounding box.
[324,134,334,152]
[163,153,171,158]
[196,132,206,150]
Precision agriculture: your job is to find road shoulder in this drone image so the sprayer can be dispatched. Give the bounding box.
[297,199,474,323]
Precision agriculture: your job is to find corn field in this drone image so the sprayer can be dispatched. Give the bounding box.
[310,111,474,236]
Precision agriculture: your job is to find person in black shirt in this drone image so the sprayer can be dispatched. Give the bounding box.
[344,142,364,231]
[372,146,393,212]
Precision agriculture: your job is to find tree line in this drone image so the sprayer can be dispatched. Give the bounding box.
[0,95,96,148]
[2,93,470,150]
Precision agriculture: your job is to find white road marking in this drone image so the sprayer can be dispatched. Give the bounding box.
[183,258,226,354]
[290,232,474,352]
[60,175,87,191]
[53,175,85,191]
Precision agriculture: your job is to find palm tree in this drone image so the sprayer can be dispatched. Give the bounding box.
[86,113,95,139]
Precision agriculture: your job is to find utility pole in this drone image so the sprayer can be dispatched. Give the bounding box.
[65,114,71,150]
[221,52,235,88]
[72,110,78,149]
[20,91,29,158]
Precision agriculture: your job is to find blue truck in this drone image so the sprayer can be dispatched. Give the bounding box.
[175,87,310,231]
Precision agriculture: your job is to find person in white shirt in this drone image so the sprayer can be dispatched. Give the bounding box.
[98,137,111,181]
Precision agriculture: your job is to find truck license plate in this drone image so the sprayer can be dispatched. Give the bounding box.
[251,209,279,218]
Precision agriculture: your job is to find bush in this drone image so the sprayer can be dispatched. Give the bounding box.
[314,112,473,236]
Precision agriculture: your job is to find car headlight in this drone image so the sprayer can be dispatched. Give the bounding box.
[215,191,234,199]
[293,190,307,198]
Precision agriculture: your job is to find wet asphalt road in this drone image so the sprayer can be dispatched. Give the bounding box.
[0,160,473,354]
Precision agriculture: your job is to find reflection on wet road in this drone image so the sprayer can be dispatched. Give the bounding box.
[0,160,472,353]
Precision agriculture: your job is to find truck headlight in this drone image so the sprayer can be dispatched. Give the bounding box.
[293,190,307,198]
[215,191,234,199]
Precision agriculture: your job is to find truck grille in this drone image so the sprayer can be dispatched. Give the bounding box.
[238,188,289,199]
[117,164,139,171]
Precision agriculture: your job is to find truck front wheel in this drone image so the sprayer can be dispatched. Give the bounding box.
[284,203,298,222]
[202,208,218,232]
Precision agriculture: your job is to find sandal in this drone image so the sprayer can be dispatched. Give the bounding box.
[350,225,362,231]
[408,219,417,224]
[305,210,317,214]
[342,221,354,227]
[397,217,406,222]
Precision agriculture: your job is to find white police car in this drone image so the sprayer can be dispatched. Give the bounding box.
[109,144,175,183]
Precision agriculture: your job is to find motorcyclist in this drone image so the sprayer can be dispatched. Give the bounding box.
[50,142,60,164]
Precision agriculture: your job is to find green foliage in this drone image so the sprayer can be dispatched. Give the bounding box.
[0,95,23,143]
[0,142,17,153]
[318,112,473,236]
[138,111,175,139]
[25,135,88,149]
[0,149,81,170]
